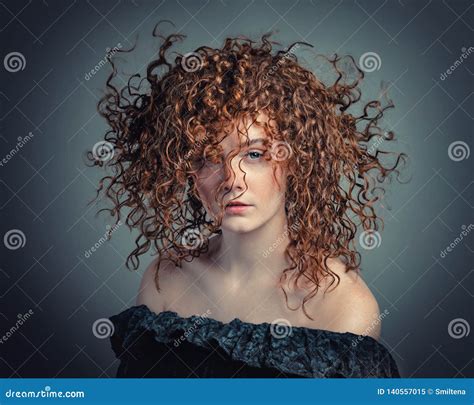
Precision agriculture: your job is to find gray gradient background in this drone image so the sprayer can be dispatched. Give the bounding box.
[0,0,472,378]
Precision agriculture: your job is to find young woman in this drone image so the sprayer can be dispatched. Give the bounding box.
[90,24,406,378]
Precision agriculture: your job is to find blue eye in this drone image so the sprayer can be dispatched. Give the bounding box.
[246,151,264,160]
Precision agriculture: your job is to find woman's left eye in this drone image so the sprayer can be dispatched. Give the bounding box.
[246,151,264,160]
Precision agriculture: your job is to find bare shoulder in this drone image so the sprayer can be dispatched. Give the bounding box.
[136,257,179,313]
[136,255,203,314]
[320,258,382,340]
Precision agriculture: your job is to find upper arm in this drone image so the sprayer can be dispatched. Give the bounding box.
[136,258,169,313]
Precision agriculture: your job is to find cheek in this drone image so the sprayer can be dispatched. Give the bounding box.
[194,170,221,206]
[255,164,286,197]
[195,179,212,205]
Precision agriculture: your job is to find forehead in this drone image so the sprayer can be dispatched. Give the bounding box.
[218,114,271,150]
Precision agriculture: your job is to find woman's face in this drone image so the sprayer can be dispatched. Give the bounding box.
[193,117,290,233]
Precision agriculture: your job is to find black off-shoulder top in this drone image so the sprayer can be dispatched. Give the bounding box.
[108,305,401,378]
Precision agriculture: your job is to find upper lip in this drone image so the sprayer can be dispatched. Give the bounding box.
[226,200,251,207]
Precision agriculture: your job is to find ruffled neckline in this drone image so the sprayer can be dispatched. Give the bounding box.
[109,304,401,378]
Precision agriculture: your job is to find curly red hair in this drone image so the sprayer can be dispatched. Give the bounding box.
[87,23,407,319]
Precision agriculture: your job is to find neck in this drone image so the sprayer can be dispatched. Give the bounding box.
[213,207,292,287]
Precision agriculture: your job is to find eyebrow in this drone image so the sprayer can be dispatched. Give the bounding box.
[213,138,268,156]
[243,138,267,146]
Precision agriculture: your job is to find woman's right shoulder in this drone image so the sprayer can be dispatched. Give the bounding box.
[135,257,197,313]
[136,258,177,313]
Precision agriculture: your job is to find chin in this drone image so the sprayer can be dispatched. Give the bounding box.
[221,221,258,234]
[222,217,265,234]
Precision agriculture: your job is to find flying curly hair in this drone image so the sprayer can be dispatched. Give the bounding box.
[86,23,408,319]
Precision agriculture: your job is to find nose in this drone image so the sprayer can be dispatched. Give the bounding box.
[223,155,246,193]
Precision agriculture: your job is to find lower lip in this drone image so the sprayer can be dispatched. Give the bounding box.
[225,205,252,214]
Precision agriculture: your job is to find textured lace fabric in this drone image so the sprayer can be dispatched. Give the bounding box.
[108,305,401,378]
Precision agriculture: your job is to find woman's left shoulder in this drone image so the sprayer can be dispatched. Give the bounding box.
[321,258,382,340]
